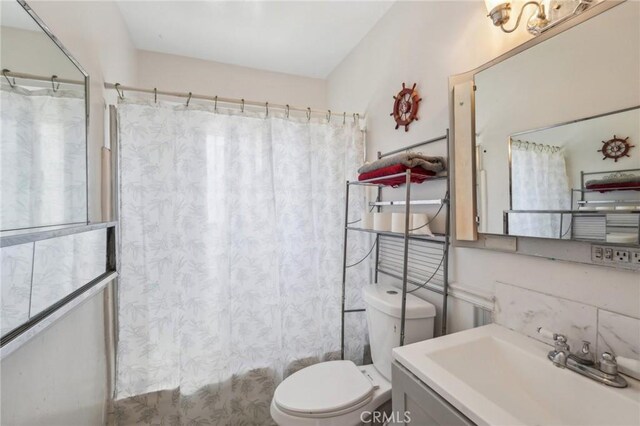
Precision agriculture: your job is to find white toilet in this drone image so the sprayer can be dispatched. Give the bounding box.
[271,284,436,425]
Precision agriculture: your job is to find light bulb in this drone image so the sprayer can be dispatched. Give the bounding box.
[485,0,509,14]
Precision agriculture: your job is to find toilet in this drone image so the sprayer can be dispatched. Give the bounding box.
[271,284,436,425]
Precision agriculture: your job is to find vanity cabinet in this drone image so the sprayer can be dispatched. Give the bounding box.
[391,361,475,426]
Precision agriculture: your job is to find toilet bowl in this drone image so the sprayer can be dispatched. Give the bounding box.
[271,284,436,426]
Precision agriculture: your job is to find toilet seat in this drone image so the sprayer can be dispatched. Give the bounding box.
[271,363,392,426]
[273,360,374,418]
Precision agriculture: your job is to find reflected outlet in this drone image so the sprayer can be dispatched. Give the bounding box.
[592,245,640,269]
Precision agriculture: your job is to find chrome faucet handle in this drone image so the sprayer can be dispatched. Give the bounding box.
[599,352,619,376]
[538,327,570,367]
[537,327,570,351]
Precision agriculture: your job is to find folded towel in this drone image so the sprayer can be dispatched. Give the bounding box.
[358,164,435,187]
[586,174,640,192]
[358,153,446,174]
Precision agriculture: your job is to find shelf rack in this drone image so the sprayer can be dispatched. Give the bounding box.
[340,132,450,359]
[503,168,640,242]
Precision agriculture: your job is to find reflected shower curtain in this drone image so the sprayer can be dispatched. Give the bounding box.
[0,87,86,230]
[114,100,370,425]
[510,146,570,238]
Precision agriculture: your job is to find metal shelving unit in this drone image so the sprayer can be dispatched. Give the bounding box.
[340,132,450,359]
[502,168,640,242]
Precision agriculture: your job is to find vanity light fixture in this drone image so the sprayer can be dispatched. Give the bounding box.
[484,0,592,35]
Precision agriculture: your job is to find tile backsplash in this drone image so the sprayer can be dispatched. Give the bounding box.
[597,310,640,361]
[494,281,640,363]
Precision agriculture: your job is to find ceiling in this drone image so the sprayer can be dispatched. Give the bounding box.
[117,1,394,79]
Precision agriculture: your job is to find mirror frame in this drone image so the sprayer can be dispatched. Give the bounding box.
[448,0,638,270]
[2,0,91,232]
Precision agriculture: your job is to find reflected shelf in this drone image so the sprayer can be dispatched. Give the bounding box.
[368,199,447,207]
[505,210,640,215]
[348,172,448,187]
[1,221,118,248]
[346,226,447,244]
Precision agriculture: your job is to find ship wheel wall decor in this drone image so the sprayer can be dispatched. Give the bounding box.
[598,135,634,162]
[391,82,422,132]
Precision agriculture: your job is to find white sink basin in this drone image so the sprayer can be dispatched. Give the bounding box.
[393,324,640,426]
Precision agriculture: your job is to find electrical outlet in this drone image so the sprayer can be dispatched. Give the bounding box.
[592,245,640,269]
[604,248,614,261]
[614,249,629,263]
[593,246,603,260]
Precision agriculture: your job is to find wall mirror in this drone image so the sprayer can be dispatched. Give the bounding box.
[471,1,639,245]
[1,0,89,234]
[0,1,113,354]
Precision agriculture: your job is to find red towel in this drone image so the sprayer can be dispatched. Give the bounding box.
[585,181,640,193]
[358,164,435,187]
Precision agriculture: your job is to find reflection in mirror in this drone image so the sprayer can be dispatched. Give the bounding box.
[0,243,33,335]
[508,107,639,242]
[1,227,108,340]
[30,229,106,317]
[1,0,87,232]
[474,1,640,242]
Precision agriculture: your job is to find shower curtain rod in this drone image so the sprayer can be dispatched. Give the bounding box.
[104,82,365,121]
[2,69,84,86]
[511,139,562,153]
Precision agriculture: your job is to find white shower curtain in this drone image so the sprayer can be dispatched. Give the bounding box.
[510,146,570,238]
[114,100,370,425]
[0,87,86,230]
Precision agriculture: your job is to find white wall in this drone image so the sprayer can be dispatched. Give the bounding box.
[1,295,107,426]
[1,2,136,425]
[0,26,82,80]
[137,50,327,110]
[327,1,640,332]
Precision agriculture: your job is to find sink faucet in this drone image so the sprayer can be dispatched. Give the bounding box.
[537,327,628,388]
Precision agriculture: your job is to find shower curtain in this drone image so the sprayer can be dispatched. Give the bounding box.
[510,146,570,238]
[0,87,86,230]
[114,100,371,425]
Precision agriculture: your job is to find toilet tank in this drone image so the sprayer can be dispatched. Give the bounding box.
[363,284,436,381]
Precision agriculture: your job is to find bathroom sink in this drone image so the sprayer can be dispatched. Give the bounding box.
[393,324,640,426]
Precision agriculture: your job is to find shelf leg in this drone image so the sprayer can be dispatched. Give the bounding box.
[374,185,381,283]
[399,170,411,346]
[442,129,450,336]
[341,180,350,360]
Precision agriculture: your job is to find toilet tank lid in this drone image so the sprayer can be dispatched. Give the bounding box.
[363,284,436,319]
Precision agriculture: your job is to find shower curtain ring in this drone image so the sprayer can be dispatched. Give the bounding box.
[51,75,60,92]
[265,101,269,117]
[307,107,311,122]
[214,96,218,113]
[186,92,192,107]
[154,88,157,103]
[327,109,331,122]
[115,83,124,100]
[2,69,15,88]
[241,99,245,113]
[285,104,290,119]
[343,112,346,125]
